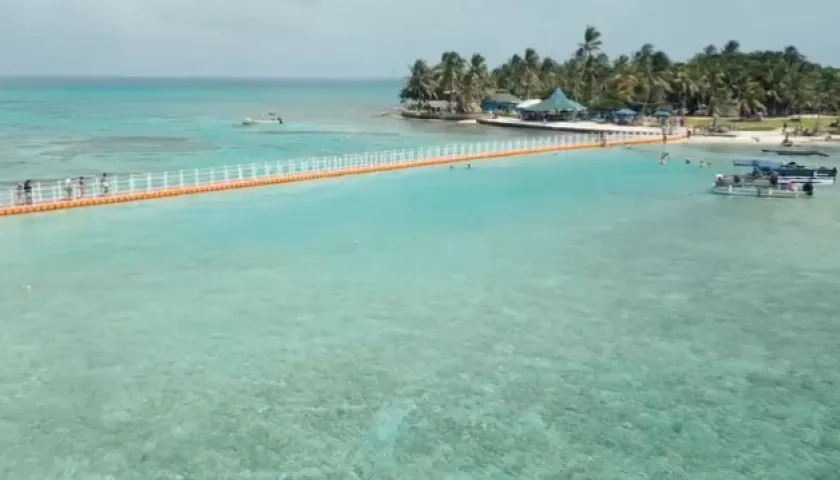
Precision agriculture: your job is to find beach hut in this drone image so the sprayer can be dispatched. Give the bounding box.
[481,92,523,112]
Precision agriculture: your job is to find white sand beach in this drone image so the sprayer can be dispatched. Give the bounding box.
[685,129,840,148]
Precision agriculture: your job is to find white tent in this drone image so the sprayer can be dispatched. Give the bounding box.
[515,99,541,109]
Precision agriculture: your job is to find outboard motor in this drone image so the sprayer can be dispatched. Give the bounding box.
[803,182,814,196]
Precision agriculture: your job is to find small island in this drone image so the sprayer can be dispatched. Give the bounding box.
[399,26,840,135]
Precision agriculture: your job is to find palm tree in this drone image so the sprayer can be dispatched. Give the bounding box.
[461,54,492,112]
[671,66,698,114]
[632,44,672,113]
[576,25,603,101]
[434,52,466,112]
[399,59,436,105]
[516,49,543,98]
[404,29,840,125]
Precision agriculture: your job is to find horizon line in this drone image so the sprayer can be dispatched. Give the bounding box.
[0,74,403,81]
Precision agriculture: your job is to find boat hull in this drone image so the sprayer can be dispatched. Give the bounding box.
[710,185,812,198]
[761,149,829,157]
[777,176,835,185]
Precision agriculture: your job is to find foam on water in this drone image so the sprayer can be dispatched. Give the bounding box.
[2,80,840,479]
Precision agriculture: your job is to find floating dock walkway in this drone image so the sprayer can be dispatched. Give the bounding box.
[1,132,679,218]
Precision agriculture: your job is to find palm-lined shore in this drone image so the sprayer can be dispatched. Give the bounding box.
[399,26,840,139]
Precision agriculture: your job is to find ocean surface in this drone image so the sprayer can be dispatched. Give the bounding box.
[1,79,839,479]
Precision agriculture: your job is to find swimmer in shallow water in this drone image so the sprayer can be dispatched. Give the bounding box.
[467,164,472,169]
[659,153,669,165]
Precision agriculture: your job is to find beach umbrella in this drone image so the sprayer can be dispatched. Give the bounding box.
[615,108,636,116]
[653,110,672,117]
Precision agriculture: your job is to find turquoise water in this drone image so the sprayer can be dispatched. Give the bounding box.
[2,80,840,479]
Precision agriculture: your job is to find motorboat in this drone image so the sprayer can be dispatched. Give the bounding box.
[241,113,284,126]
[712,173,814,198]
[761,148,829,157]
[710,183,813,198]
[732,159,837,185]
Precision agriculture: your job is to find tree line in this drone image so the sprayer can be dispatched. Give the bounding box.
[399,26,840,117]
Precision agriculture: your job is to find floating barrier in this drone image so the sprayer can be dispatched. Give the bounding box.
[0,132,682,217]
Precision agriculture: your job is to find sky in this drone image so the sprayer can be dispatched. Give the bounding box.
[0,0,837,77]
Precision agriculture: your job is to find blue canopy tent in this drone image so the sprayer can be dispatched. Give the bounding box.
[653,110,672,117]
[522,88,584,112]
[615,108,637,116]
[569,100,587,112]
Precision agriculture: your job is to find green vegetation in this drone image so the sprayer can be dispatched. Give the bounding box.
[400,26,840,129]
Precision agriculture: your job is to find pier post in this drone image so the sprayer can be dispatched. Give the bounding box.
[129,176,135,193]
[163,172,168,189]
[146,173,151,192]
[238,165,243,181]
[179,170,184,188]
[251,164,257,179]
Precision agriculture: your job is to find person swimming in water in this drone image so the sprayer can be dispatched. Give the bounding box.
[659,153,669,165]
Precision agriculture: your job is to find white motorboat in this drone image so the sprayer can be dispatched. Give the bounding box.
[733,159,837,185]
[710,183,813,198]
[711,173,814,198]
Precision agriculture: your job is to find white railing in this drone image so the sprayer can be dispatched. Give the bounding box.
[0,131,661,208]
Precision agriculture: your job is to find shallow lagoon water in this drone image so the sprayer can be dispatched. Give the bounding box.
[1,80,840,479]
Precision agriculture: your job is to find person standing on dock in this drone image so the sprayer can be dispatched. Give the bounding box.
[100,173,110,195]
[78,177,85,198]
[64,178,73,200]
[23,180,32,204]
